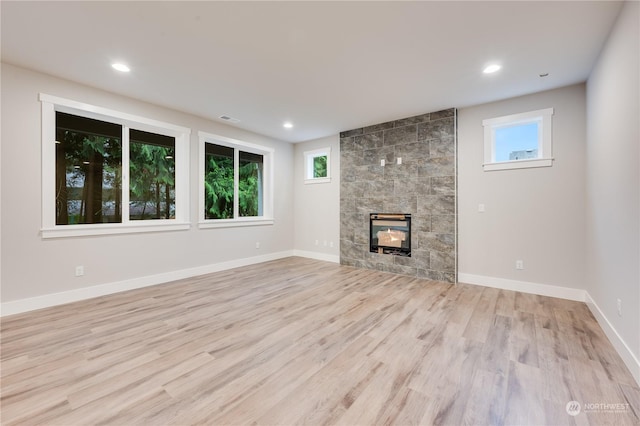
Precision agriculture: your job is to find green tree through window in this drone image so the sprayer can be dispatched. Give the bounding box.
[204,144,263,219]
[204,144,234,219]
[129,129,175,220]
[239,151,263,217]
[313,155,327,178]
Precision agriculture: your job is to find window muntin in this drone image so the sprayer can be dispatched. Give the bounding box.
[304,147,331,184]
[483,108,553,171]
[198,132,274,228]
[41,94,190,238]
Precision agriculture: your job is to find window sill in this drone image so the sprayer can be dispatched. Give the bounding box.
[41,221,191,239]
[483,158,553,172]
[304,177,331,185]
[198,218,275,229]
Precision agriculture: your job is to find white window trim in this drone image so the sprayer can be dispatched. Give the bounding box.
[198,131,274,229]
[40,94,191,238]
[304,147,331,184]
[482,107,554,171]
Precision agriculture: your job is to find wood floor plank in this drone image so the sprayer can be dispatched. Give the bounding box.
[1,257,638,425]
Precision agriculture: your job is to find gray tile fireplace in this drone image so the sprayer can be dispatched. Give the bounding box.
[340,108,456,283]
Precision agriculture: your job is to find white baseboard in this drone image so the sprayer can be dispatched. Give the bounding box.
[458,273,586,301]
[292,249,340,264]
[585,292,640,387]
[1,250,295,317]
[4,261,637,388]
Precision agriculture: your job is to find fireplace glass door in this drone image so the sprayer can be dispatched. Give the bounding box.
[370,213,411,256]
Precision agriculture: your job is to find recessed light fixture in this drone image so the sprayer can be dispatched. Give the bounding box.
[483,64,501,74]
[283,122,293,129]
[111,63,130,73]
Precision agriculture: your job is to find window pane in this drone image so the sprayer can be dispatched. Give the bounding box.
[313,155,327,178]
[55,112,122,225]
[239,151,263,217]
[129,129,176,220]
[495,122,539,162]
[204,144,234,219]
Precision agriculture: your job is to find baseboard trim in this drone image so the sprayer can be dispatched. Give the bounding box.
[458,273,586,301]
[585,292,640,387]
[292,249,340,264]
[1,250,295,317]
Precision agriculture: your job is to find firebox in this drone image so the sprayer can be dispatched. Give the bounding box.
[370,213,411,257]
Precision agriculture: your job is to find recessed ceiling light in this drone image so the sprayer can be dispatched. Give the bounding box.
[483,64,501,74]
[111,63,130,73]
[283,122,293,129]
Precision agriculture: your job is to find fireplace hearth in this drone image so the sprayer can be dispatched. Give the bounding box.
[370,213,411,257]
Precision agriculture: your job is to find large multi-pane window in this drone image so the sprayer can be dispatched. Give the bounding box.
[199,132,273,227]
[42,94,190,238]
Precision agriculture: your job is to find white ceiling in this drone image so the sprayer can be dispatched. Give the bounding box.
[1,1,623,143]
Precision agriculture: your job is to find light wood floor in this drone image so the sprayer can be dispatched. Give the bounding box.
[1,257,639,426]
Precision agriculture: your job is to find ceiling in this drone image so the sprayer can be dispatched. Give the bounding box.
[1,1,623,143]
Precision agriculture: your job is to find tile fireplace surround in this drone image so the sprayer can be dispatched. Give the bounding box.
[339,108,457,283]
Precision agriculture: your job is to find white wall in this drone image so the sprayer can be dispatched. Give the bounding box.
[458,84,587,296]
[585,0,639,373]
[1,63,294,305]
[293,135,340,262]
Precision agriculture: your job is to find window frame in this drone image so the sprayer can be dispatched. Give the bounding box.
[303,147,331,184]
[40,94,191,238]
[482,108,554,171]
[198,131,274,228]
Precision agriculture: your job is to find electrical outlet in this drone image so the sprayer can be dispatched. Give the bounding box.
[380,159,385,167]
[315,239,319,246]
[255,242,260,249]
[478,204,485,212]
[516,260,524,270]
[617,299,622,316]
[75,266,84,277]
[397,157,402,165]
[329,241,334,248]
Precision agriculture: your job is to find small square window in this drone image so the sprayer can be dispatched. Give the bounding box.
[483,108,554,171]
[304,147,331,184]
